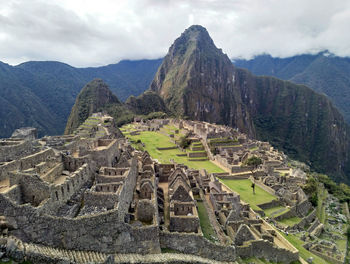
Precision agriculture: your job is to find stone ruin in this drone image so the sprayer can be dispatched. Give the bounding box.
[0,116,303,263]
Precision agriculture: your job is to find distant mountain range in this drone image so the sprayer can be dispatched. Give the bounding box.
[2,51,350,139]
[234,53,350,123]
[0,59,162,137]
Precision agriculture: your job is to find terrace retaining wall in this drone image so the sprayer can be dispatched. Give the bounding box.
[159,231,236,262]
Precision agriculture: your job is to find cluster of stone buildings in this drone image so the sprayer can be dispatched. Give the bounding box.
[0,115,316,263]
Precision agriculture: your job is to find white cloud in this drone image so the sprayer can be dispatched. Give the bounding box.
[0,0,349,67]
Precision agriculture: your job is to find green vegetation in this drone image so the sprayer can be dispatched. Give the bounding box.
[220,179,276,211]
[280,232,331,264]
[0,58,162,138]
[160,248,180,253]
[278,217,302,227]
[317,184,328,224]
[124,128,224,173]
[197,201,217,242]
[263,206,288,217]
[234,53,350,124]
[243,156,263,178]
[64,79,135,134]
[345,226,350,263]
[179,135,191,149]
[243,156,263,168]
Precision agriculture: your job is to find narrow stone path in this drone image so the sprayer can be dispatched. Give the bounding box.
[202,191,231,245]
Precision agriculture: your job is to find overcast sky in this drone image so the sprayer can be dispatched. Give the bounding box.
[1,0,350,67]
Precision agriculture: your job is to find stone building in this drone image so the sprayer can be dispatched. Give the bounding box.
[168,168,200,233]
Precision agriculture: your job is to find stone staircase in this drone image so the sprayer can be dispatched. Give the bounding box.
[3,235,234,264]
[25,242,107,263]
[114,253,232,263]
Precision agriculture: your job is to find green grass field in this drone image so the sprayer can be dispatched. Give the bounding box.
[317,185,328,224]
[263,206,287,217]
[220,179,276,211]
[125,130,224,173]
[278,217,302,227]
[197,201,217,242]
[280,233,331,264]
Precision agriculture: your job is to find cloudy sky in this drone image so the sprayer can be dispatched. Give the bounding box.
[1,0,350,67]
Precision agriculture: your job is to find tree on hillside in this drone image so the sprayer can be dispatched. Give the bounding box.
[179,135,190,149]
[243,156,263,180]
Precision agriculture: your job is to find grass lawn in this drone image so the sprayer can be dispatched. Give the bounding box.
[197,201,217,242]
[317,186,328,224]
[263,206,287,217]
[220,179,276,211]
[280,232,331,264]
[125,130,224,173]
[278,217,302,227]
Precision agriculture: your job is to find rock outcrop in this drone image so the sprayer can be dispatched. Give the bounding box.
[125,91,169,115]
[11,127,37,141]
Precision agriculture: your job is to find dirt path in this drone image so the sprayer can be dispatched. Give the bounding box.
[159,182,170,230]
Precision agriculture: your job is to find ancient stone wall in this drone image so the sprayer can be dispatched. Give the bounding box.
[254,181,276,196]
[274,199,311,221]
[187,152,207,158]
[115,158,138,222]
[169,216,199,233]
[9,171,50,206]
[88,139,120,168]
[0,148,56,180]
[257,199,282,210]
[288,209,316,231]
[84,191,119,209]
[0,140,33,163]
[4,185,22,204]
[236,239,299,263]
[0,194,160,254]
[62,154,92,172]
[159,231,236,262]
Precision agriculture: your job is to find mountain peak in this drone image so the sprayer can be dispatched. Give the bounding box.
[64,78,120,134]
[170,25,217,55]
[182,25,210,39]
[149,24,254,135]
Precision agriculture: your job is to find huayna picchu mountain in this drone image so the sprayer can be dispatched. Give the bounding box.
[150,25,255,137]
[147,25,350,182]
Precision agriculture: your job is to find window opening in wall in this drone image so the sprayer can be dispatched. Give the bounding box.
[55,191,59,200]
